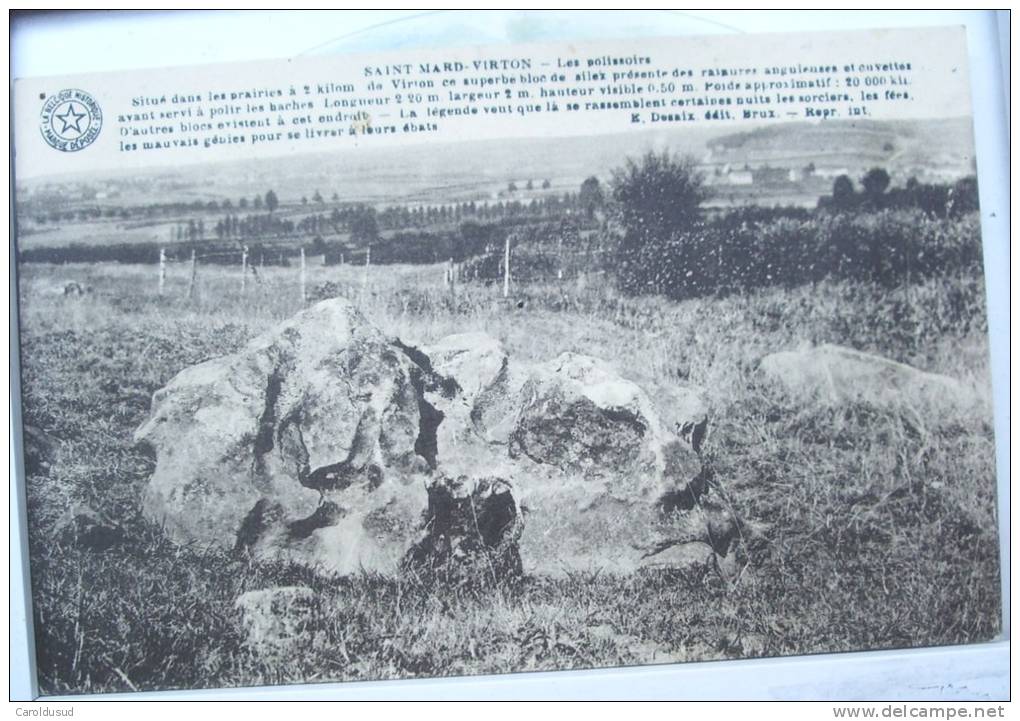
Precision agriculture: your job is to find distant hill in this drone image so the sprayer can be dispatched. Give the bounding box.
[17,117,975,211]
[705,117,976,179]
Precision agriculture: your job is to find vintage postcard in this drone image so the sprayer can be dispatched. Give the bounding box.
[12,25,1001,695]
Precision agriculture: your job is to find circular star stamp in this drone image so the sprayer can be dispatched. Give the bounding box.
[39,89,103,152]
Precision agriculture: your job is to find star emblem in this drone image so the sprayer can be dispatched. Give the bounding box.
[55,103,87,135]
[39,89,102,151]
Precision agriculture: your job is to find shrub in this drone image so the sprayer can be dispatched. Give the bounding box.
[610,151,710,294]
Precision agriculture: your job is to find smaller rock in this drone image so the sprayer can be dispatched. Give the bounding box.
[235,586,321,660]
[759,344,979,416]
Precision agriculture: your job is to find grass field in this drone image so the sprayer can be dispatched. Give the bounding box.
[15,258,1001,695]
[17,218,178,250]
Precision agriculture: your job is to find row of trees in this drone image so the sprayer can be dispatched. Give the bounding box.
[825,170,979,216]
[506,179,552,193]
[192,189,607,246]
[27,191,281,226]
[27,177,574,228]
[29,179,610,233]
[372,192,599,229]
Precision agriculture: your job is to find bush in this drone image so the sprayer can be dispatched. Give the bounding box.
[610,151,710,294]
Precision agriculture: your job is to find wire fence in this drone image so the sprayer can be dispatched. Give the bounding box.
[153,234,615,306]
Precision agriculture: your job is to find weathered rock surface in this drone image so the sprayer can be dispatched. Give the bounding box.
[411,340,715,575]
[510,353,695,486]
[417,332,515,476]
[137,298,720,578]
[423,332,507,404]
[235,586,321,659]
[759,344,980,417]
[135,299,431,574]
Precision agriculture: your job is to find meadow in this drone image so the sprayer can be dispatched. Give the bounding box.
[14,246,1001,696]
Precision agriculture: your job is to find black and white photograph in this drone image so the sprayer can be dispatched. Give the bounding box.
[11,20,1004,697]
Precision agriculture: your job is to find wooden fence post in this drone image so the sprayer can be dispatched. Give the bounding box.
[503,234,511,298]
[158,248,166,296]
[241,245,248,293]
[361,245,371,300]
[187,249,197,299]
[299,247,307,304]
